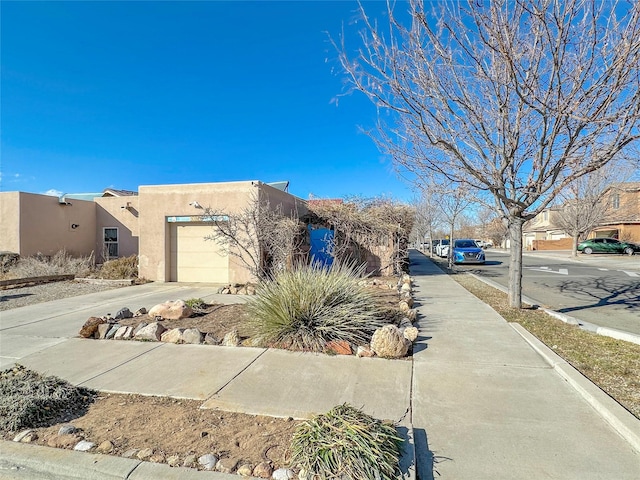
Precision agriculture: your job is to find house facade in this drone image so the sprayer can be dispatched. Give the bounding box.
[522,182,640,249]
[0,180,306,284]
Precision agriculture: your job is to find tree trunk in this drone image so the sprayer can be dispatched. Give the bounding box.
[507,216,524,308]
[448,223,454,269]
[571,235,579,258]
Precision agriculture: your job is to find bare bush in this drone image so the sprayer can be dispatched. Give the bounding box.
[2,250,95,280]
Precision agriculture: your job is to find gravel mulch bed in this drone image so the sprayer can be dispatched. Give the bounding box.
[0,281,125,311]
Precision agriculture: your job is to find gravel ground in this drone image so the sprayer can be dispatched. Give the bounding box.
[0,281,124,311]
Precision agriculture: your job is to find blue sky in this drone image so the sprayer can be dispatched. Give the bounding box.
[1,1,414,201]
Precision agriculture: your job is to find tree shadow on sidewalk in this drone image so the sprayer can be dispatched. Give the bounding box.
[413,428,452,480]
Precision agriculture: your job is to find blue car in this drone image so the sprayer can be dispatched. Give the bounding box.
[452,239,486,264]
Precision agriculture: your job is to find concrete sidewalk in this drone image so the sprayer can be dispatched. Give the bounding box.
[2,262,640,479]
[0,282,413,479]
[409,251,640,479]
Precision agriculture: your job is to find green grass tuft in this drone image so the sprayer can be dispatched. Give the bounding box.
[291,403,403,480]
[246,262,387,352]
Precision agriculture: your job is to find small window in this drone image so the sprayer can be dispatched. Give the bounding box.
[103,227,119,259]
[611,193,620,209]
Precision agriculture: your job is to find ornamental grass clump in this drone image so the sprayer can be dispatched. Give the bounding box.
[246,262,387,352]
[0,365,95,432]
[291,404,403,480]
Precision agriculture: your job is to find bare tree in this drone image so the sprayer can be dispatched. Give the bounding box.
[203,196,306,281]
[336,0,640,307]
[412,176,442,255]
[432,182,474,268]
[554,164,633,256]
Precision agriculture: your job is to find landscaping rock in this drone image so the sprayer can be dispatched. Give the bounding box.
[216,457,238,473]
[97,323,114,339]
[13,430,36,443]
[47,434,82,449]
[370,324,410,358]
[252,462,273,478]
[134,322,166,341]
[182,328,203,344]
[115,307,133,319]
[134,307,147,317]
[161,328,184,343]
[406,309,417,322]
[57,425,78,436]
[204,332,220,345]
[105,324,120,339]
[183,454,198,468]
[137,448,154,460]
[356,345,375,358]
[167,455,181,467]
[198,453,219,470]
[79,317,106,338]
[402,326,419,342]
[74,440,95,451]
[96,440,114,453]
[272,468,295,480]
[123,448,139,458]
[399,301,411,312]
[325,340,352,355]
[150,453,166,463]
[114,325,134,340]
[222,328,240,347]
[400,282,412,293]
[148,300,193,320]
[237,463,254,476]
[133,322,148,335]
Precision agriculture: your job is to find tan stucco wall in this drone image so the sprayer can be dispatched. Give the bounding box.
[0,192,21,253]
[137,181,308,283]
[138,181,259,283]
[94,196,140,262]
[1,192,96,257]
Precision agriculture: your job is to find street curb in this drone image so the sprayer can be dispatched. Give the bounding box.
[0,441,240,479]
[510,323,640,455]
[467,273,640,346]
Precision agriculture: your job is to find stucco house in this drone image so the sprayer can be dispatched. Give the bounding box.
[522,182,640,250]
[0,180,306,284]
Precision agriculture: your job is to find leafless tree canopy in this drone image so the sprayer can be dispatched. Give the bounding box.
[337,0,640,306]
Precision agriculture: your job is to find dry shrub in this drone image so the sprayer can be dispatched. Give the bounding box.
[98,255,138,279]
[2,250,94,279]
[0,365,95,432]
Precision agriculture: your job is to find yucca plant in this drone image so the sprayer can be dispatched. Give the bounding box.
[246,262,386,352]
[291,404,403,480]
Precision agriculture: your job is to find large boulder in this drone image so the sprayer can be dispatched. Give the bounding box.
[79,317,106,338]
[370,324,410,359]
[148,300,192,320]
[134,322,167,341]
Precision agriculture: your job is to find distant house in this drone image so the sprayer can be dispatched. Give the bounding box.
[0,181,306,284]
[522,182,640,250]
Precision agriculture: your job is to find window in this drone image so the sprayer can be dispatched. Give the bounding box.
[103,227,119,259]
[611,193,620,209]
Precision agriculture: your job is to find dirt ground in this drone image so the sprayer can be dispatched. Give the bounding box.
[2,281,404,475]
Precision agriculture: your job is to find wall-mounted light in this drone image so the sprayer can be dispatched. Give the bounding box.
[189,201,203,209]
[71,223,79,229]
[120,202,132,210]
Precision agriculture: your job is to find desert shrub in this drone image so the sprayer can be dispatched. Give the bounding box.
[98,255,138,279]
[3,250,94,279]
[0,365,95,432]
[246,262,387,352]
[291,404,403,480]
[185,298,208,314]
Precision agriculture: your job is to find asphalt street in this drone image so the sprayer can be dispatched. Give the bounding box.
[460,250,640,335]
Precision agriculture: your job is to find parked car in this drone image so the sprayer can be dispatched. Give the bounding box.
[577,237,640,255]
[434,239,450,257]
[474,239,492,249]
[452,239,486,264]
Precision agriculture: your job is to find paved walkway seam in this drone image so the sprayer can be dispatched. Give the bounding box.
[78,343,165,387]
[511,323,640,454]
[203,347,268,401]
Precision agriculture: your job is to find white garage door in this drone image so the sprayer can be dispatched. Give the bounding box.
[170,223,229,283]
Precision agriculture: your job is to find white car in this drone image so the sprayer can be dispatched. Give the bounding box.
[435,239,450,257]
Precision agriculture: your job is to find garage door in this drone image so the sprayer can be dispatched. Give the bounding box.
[169,223,229,283]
